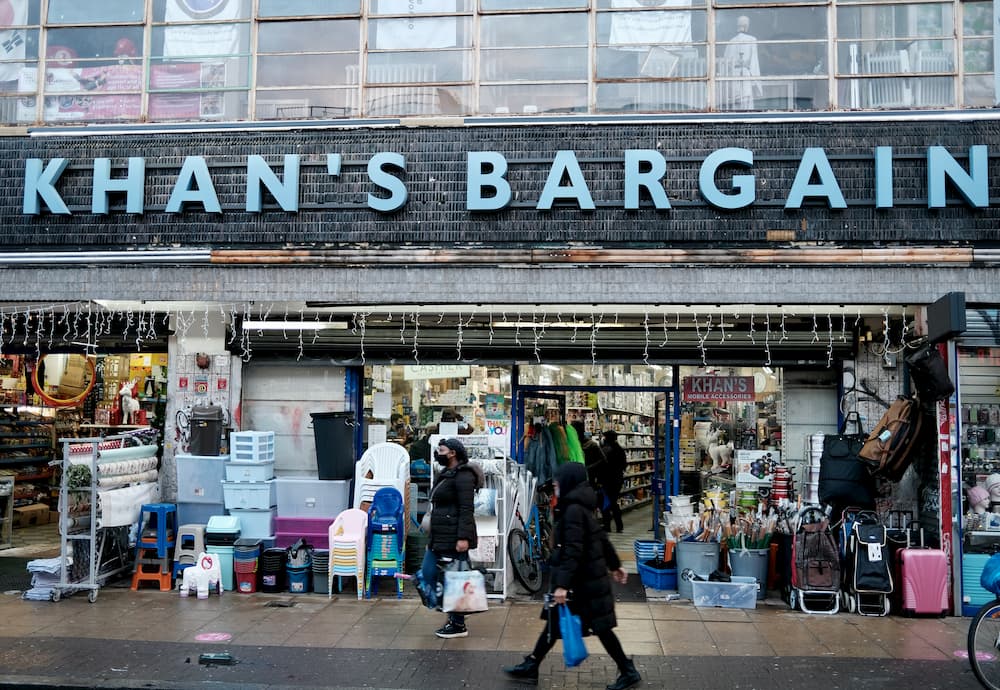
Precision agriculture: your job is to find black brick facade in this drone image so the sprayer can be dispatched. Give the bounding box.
[5,118,1000,250]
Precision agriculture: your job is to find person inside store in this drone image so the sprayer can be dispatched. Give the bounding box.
[571,420,606,489]
[502,462,641,690]
[389,412,413,446]
[409,423,435,463]
[421,437,483,639]
[599,430,627,534]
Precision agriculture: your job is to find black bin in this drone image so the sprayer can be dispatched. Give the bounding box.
[310,411,356,480]
[190,405,224,456]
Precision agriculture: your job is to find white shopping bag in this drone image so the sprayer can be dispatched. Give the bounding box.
[441,568,488,614]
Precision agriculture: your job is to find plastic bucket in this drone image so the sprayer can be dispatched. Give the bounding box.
[236,570,257,593]
[728,548,769,600]
[287,565,310,593]
[676,541,720,600]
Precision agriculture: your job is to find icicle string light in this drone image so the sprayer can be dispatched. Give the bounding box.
[661,312,668,347]
[827,314,834,368]
[642,312,650,364]
[456,312,464,361]
[412,312,420,363]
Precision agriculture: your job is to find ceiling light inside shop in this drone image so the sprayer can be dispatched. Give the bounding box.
[541,364,561,371]
[242,320,348,331]
[491,320,629,329]
[569,371,584,380]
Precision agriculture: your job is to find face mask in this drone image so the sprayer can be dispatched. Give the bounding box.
[434,451,449,466]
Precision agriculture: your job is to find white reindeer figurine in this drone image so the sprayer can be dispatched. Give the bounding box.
[119,379,141,425]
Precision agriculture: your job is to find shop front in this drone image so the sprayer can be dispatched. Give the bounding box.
[0,113,996,609]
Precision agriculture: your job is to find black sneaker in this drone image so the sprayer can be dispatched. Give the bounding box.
[435,621,468,639]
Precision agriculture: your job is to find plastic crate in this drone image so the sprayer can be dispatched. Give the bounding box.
[230,431,276,463]
[223,479,276,510]
[691,576,758,609]
[225,460,275,482]
[637,562,677,590]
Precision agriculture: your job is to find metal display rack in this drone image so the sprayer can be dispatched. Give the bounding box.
[52,437,132,603]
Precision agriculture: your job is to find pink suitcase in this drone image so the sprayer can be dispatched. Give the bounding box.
[898,529,948,616]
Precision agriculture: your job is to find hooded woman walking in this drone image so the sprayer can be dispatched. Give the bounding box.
[502,462,641,689]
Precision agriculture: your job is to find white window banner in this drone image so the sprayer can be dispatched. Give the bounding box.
[164,0,241,58]
[375,0,457,50]
[0,0,28,82]
[609,0,692,51]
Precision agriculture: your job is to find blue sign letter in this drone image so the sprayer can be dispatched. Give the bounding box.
[785,148,847,209]
[367,152,407,212]
[467,152,511,211]
[699,148,755,210]
[927,145,988,208]
[24,158,69,215]
[537,151,595,210]
[92,157,145,214]
[624,150,670,210]
[247,154,300,212]
[874,147,893,209]
[166,156,222,213]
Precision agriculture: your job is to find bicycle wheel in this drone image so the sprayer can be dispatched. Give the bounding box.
[507,527,543,594]
[969,599,1000,689]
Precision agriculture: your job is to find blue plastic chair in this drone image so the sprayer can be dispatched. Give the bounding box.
[365,487,405,598]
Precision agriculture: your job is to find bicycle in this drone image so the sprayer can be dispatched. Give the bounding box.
[969,555,1000,689]
[507,483,553,594]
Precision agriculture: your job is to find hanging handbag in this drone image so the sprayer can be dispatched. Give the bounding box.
[818,411,875,509]
[441,559,489,614]
[904,342,954,402]
[558,603,588,668]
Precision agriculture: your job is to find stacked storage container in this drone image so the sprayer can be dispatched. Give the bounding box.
[274,477,351,549]
[223,432,277,544]
[175,453,228,526]
[205,515,241,591]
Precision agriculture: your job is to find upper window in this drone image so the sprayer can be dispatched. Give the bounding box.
[258,0,360,17]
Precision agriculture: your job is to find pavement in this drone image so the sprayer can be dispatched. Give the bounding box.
[0,581,979,689]
[0,510,980,689]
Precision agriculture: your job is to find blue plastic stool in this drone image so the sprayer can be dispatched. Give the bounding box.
[138,503,178,559]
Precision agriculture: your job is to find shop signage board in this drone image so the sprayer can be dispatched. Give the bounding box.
[403,365,470,380]
[682,376,755,402]
[21,145,991,216]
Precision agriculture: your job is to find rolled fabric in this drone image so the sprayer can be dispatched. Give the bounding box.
[96,469,158,489]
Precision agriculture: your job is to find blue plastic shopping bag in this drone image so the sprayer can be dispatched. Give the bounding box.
[559,604,588,668]
[981,552,1000,596]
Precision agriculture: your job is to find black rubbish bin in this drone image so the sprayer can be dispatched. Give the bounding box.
[310,411,356,480]
[190,405,224,456]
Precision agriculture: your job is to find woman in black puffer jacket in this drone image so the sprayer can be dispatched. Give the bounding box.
[421,437,483,639]
[503,462,641,690]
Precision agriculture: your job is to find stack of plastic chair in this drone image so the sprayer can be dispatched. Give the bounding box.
[353,443,410,521]
[328,508,368,600]
[365,487,405,599]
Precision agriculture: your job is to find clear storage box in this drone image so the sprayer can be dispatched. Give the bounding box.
[691,576,758,609]
[225,460,275,482]
[275,478,350,519]
[229,507,276,540]
[222,479,276,510]
[175,454,228,504]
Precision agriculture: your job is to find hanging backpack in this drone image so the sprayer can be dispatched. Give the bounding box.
[904,342,954,402]
[858,396,924,482]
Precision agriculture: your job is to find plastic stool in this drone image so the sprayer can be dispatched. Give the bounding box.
[138,503,178,559]
[175,524,206,565]
[132,547,173,591]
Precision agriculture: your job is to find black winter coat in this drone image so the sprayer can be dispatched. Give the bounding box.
[546,482,621,634]
[599,441,627,495]
[428,463,479,556]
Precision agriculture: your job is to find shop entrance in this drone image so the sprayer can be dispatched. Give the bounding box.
[511,371,677,541]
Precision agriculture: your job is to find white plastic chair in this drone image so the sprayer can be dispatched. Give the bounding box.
[328,508,368,600]
[353,442,411,510]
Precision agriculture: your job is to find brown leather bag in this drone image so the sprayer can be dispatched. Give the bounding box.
[858,396,924,482]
